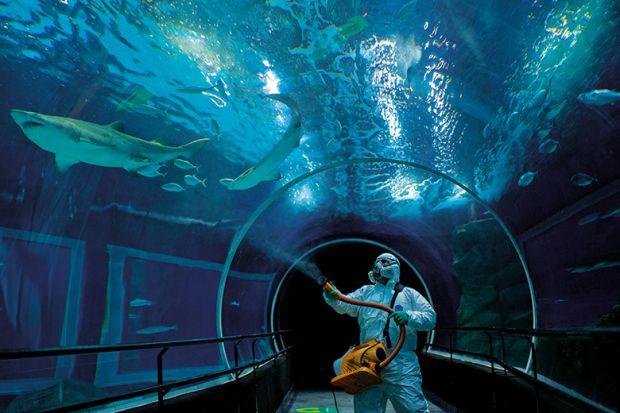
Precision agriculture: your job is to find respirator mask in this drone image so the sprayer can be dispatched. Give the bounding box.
[368,253,400,283]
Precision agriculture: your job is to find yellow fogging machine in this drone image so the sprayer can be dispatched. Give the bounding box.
[322,281,405,395]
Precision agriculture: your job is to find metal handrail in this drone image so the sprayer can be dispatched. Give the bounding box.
[432,326,620,337]
[0,330,294,360]
[0,330,296,412]
[39,343,296,413]
[425,327,619,413]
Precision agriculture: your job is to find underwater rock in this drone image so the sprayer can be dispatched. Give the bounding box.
[452,219,531,360]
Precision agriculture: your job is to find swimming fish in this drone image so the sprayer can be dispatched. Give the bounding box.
[161,182,185,192]
[183,174,206,187]
[10,110,209,172]
[136,163,165,178]
[538,139,559,154]
[174,158,197,170]
[569,260,620,274]
[483,123,492,139]
[601,206,620,219]
[136,325,177,335]
[537,129,552,139]
[219,94,302,190]
[570,173,597,187]
[177,85,215,94]
[116,85,153,111]
[517,171,537,187]
[506,112,520,130]
[577,89,620,106]
[129,298,153,307]
[211,119,220,138]
[577,213,599,226]
[337,15,368,39]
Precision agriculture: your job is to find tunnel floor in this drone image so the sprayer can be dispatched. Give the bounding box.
[277,389,449,413]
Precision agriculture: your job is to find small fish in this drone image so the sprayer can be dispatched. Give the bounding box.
[173,158,197,170]
[538,139,559,154]
[211,119,220,137]
[136,163,165,178]
[128,313,140,319]
[537,129,552,139]
[577,213,599,225]
[183,174,207,187]
[116,85,153,111]
[569,260,620,274]
[577,89,620,106]
[507,112,520,130]
[570,172,597,187]
[545,101,565,120]
[518,171,537,187]
[230,300,241,307]
[128,104,160,116]
[601,207,620,219]
[129,298,153,307]
[178,85,215,94]
[136,325,177,335]
[161,182,185,192]
[529,88,548,110]
[483,123,492,139]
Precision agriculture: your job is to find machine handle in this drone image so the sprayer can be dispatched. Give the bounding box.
[323,283,406,370]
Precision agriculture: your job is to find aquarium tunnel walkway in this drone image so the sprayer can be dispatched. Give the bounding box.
[0,159,619,412]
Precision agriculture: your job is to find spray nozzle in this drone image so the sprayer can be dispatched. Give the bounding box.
[316,275,328,286]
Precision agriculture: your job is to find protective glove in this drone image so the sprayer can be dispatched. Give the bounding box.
[323,282,340,302]
[388,310,409,326]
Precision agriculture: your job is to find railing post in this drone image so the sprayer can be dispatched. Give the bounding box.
[234,339,243,381]
[157,347,169,409]
[485,332,496,411]
[252,339,259,413]
[527,337,540,413]
[499,333,507,377]
[485,332,495,375]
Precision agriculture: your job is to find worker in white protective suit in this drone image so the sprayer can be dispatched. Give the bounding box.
[323,252,436,413]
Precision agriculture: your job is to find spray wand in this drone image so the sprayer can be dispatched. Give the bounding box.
[321,280,406,370]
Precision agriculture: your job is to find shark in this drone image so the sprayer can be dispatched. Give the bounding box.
[219,94,302,190]
[10,109,209,172]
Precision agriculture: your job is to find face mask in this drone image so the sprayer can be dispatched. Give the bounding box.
[372,255,399,280]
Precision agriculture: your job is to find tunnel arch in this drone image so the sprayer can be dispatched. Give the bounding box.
[216,157,538,372]
[269,237,437,350]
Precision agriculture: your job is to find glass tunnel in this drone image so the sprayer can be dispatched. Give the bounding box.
[0,0,618,412]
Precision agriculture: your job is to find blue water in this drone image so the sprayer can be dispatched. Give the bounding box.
[0,0,619,409]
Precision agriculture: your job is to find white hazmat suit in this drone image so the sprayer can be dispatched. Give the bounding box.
[324,253,436,413]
